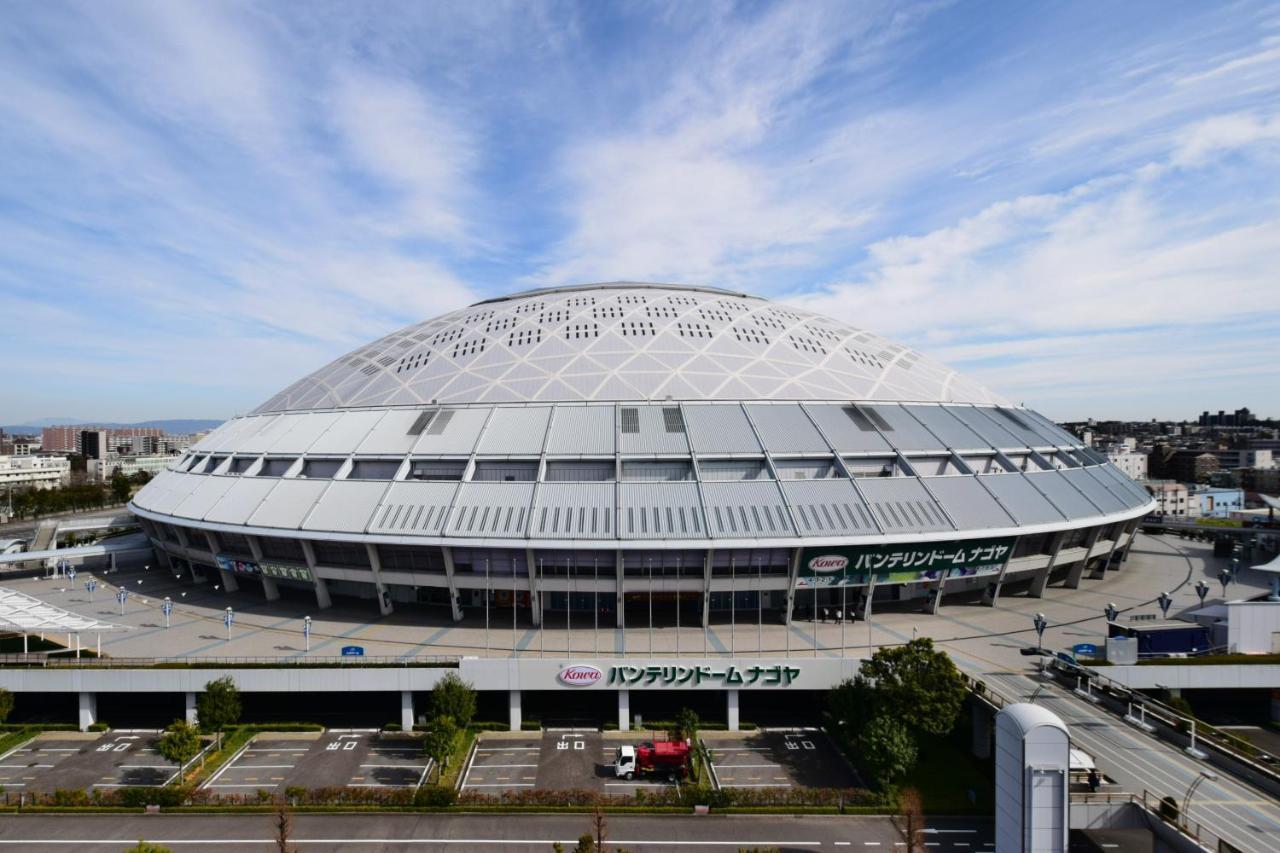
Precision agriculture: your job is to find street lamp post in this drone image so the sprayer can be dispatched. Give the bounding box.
[1194,580,1210,608]
[303,616,312,653]
[85,579,97,602]
[1157,591,1173,618]
[1181,770,1218,824]
[1217,569,1231,596]
[1104,602,1118,623]
[66,565,76,584]
[162,597,173,629]
[116,588,128,615]
[224,607,234,641]
[1032,612,1047,650]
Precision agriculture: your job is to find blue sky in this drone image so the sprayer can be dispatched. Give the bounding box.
[1,1,1278,424]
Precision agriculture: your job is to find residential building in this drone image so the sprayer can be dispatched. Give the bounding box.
[87,454,178,483]
[1104,447,1148,481]
[1194,487,1245,518]
[80,430,109,460]
[1212,449,1275,470]
[0,454,72,491]
[1148,445,1219,483]
[1142,480,1195,517]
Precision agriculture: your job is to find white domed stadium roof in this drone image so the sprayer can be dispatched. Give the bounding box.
[254,283,1004,413]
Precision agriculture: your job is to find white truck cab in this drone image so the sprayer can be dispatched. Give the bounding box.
[614,744,637,779]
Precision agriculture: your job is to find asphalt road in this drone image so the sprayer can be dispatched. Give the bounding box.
[0,813,993,851]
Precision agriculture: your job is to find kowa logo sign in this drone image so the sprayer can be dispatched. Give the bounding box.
[558,665,604,687]
[807,554,849,573]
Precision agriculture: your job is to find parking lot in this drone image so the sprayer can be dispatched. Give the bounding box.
[0,731,182,792]
[203,731,431,794]
[703,730,859,789]
[461,731,679,796]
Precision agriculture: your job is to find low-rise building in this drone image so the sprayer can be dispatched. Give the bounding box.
[0,454,72,490]
[1105,447,1148,480]
[1212,448,1275,470]
[1141,480,1195,517]
[86,453,177,482]
[1194,486,1245,518]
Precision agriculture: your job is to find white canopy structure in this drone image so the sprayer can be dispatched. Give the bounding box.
[0,587,128,654]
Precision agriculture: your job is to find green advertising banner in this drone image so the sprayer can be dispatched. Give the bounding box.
[797,537,1015,587]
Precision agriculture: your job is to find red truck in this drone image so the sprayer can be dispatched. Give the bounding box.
[613,739,692,781]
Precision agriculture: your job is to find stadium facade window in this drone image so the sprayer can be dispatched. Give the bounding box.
[311,541,371,569]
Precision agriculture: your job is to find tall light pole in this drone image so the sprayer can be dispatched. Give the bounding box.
[66,564,76,584]
[223,607,234,641]
[1217,569,1231,597]
[1157,591,1173,619]
[1104,602,1118,623]
[303,616,311,653]
[85,579,97,602]
[116,587,128,615]
[1032,612,1048,650]
[1194,580,1210,608]
[162,596,172,629]
[1182,770,1219,823]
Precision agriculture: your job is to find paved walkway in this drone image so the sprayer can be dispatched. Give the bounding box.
[5,534,1264,669]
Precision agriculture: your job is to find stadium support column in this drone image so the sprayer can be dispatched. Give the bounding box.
[982,549,1016,607]
[442,547,463,622]
[247,536,280,601]
[508,690,522,732]
[702,549,713,629]
[928,574,947,614]
[1091,525,1122,580]
[726,689,740,732]
[1064,527,1103,590]
[365,544,394,616]
[170,527,198,581]
[78,691,97,731]
[1028,532,1067,598]
[1115,519,1140,567]
[299,540,332,610]
[861,574,877,620]
[401,690,414,731]
[618,689,630,731]
[615,550,625,631]
[524,548,541,627]
[784,549,801,627]
[185,691,197,725]
[204,532,239,593]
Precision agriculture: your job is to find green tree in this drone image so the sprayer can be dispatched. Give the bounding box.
[0,687,14,724]
[156,719,202,768]
[430,672,477,730]
[422,715,460,783]
[853,638,966,737]
[857,714,918,789]
[196,676,242,748]
[674,707,700,741]
[110,469,132,503]
[123,842,171,853]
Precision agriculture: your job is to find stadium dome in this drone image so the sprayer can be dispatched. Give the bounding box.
[131,282,1154,625]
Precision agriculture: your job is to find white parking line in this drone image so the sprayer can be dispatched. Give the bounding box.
[476,763,538,768]
[462,782,536,787]
[719,783,792,788]
[475,747,540,752]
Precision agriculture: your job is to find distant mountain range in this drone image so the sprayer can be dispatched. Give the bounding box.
[1,418,224,435]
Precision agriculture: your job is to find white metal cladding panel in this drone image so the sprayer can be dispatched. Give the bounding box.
[903,405,989,451]
[1094,462,1154,506]
[310,410,388,455]
[803,404,893,453]
[744,404,829,453]
[544,405,616,455]
[700,481,795,538]
[203,477,280,525]
[197,416,268,453]
[246,479,330,529]
[619,405,690,454]
[855,477,955,533]
[860,404,943,453]
[618,483,706,539]
[233,414,293,454]
[476,407,552,455]
[924,476,1018,530]
[300,480,389,533]
[169,476,239,521]
[1020,408,1085,448]
[978,473,1067,526]
[368,481,458,535]
[979,406,1058,450]
[530,482,616,539]
[446,482,535,538]
[133,470,203,513]
[945,406,1028,450]
[684,404,763,454]
[779,479,879,537]
[1060,467,1128,514]
[265,412,344,454]
[412,407,490,455]
[350,408,421,455]
[1023,470,1102,518]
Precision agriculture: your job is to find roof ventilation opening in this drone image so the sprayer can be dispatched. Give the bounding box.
[662,406,686,434]
[620,408,640,434]
[425,410,455,435]
[845,404,892,432]
[408,409,439,436]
